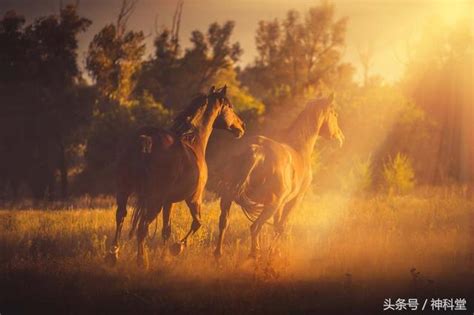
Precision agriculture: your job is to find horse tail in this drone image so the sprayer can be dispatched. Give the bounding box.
[129,135,153,239]
[232,144,265,220]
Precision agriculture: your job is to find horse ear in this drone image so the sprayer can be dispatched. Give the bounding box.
[220,84,227,97]
[209,86,216,94]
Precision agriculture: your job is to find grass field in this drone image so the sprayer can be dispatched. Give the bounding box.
[0,187,473,314]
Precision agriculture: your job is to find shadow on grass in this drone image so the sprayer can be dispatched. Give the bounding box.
[0,260,473,315]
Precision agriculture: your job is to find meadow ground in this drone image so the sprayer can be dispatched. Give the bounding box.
[0,187,473,314]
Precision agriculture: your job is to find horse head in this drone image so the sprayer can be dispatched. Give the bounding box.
[318,93,345,147]
[210,85,246,138]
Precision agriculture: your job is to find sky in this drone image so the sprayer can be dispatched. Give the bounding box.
[1,0,473,83]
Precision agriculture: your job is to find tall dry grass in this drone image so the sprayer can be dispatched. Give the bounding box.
[0,187,472,313]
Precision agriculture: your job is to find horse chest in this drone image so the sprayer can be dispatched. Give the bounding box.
[164,154,207,202]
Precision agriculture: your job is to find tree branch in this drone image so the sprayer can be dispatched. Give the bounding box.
[116,0,138,38]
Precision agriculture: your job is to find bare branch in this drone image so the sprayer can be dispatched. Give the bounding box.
[171,0,178,37]
[357,41,375,86]
[171,0,184,53]
[171,0,183,39]
[175,0,183,42]
[116,0,138,38]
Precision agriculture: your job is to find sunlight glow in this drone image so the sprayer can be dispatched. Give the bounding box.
[436,1,474,25]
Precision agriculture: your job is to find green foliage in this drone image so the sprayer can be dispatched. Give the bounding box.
[82,11,265,194]
[137,21,242,110]
[79,95,171,194]
[0,6,92,199]
[85,101,133,173]
[240,1,349,108]
[131,91,172,127]
[341,156,373,194]
[86,24,145,105]
[329,80,432,187]
[2,0,472,199]
[383,153,415,195]
[402,18,474,182]
[210,68,264,117]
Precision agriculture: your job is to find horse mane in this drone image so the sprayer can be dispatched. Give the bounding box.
[284,98,328,146]
[170,93,208,136]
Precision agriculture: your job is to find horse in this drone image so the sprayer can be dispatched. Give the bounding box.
[213,94,344,259]
[106,85,246,268]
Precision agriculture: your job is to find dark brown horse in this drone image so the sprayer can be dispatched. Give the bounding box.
[106,85,245,267]
[214,94,344,259]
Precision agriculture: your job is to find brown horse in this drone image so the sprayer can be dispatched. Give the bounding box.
[106,85,245,267]
[214,94,344,259]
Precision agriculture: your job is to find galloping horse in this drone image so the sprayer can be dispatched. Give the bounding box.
[106,85,245,267]
[214,94,344,259]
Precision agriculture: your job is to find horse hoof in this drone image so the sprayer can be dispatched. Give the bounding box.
[137,254,149,270]
[104,251,118,266]
[169,242,184,256]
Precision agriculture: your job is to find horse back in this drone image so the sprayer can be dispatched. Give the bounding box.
[223,136,305,206]
[116,127,180,189]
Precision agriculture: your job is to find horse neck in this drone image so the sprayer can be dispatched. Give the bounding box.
[285,108,325,158]
[187,105,219,154]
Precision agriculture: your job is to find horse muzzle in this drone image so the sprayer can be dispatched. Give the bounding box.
[230,126,245,139]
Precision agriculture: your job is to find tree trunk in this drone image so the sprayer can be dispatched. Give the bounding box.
[59,144,68,199]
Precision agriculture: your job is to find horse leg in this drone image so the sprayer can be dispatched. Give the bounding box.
[270,195,304,257]
[137,219,149,269]
[162,202,173,243]
[136,204,162,268]
[275,193,305,236]
[160,202,173,258]
[214,197,232,259]
[114,192,130,247]
[184,199,202,240]
[105,191,129,266]
[169,199,202,256]
[249,204,279,259]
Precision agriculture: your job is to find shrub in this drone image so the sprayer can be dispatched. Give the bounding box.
[342,156,373,194]
[383,153,415,195]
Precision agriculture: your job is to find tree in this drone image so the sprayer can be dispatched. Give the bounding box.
[383,153,415,195]
[81,1,173,194]
[0,6,92,199]
[240,1,349,108]
[402,18,474,183]
[86,0,145,105]
[0,10,29,198]
[357,42,375,87]
[137,19,243,111]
